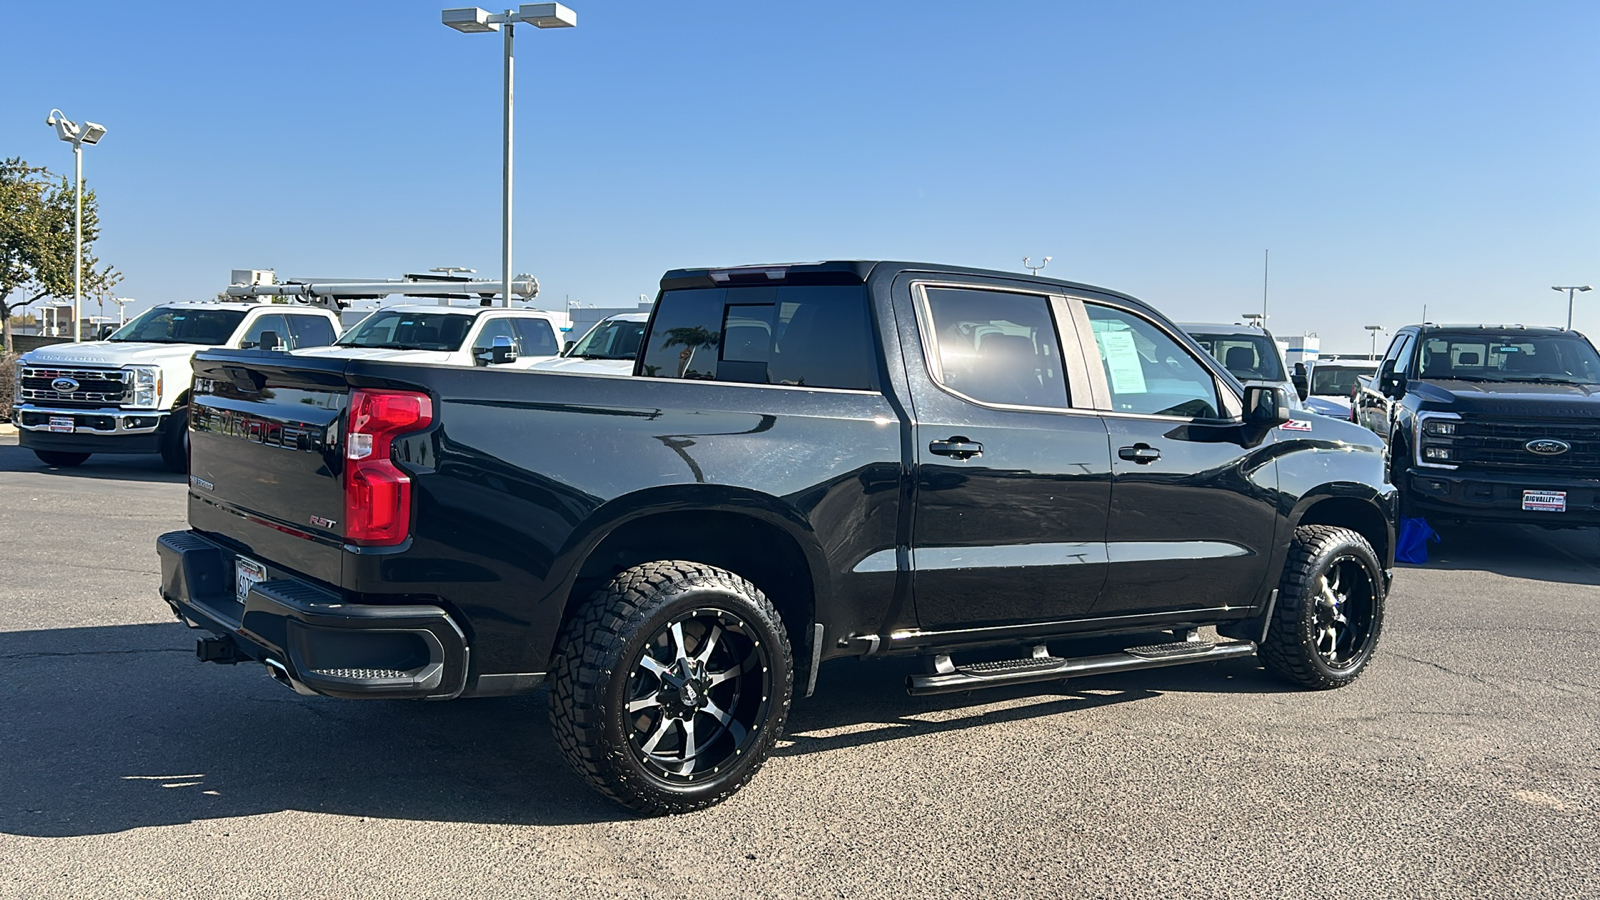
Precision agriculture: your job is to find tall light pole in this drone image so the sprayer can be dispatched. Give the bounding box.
[45,110,107,342]
[1364,325,1384,361]
[442,4,576,307]
[1551,285,1592,330]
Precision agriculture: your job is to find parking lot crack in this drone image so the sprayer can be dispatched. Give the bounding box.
[1390,652,1495,687]
[0,648,189,661]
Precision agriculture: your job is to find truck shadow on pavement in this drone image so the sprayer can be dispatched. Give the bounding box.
[0,622,1285,836]
[1405,521,1600,586]
[0,441,185,484]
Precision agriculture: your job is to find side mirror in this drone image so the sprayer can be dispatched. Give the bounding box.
[244,330,285,351]
[562,339,577,356]
[474,334,519,366]
[1378,361,1406,399]
[1244,384,1293,428]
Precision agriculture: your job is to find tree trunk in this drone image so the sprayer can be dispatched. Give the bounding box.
[1,304,12,356]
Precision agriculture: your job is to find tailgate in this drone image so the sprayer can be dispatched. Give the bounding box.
[188,350,356,586]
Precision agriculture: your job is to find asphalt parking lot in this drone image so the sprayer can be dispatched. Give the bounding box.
[1,435,1596,899]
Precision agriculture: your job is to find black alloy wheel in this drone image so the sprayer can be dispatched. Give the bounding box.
[623,608,772,784]
[1260,525,1385,689]
[549,561,793,815]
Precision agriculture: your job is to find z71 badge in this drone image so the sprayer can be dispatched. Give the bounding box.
[1279,419,1314,432]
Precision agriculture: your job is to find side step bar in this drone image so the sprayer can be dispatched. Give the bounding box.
[906,639,1258,696]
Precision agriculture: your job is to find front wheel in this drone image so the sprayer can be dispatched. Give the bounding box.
[160,408,189,474]
[548,561,793,815]
[34,450,90,467]
[1260,525,1385,689]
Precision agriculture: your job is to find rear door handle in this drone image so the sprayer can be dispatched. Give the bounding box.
[929,438,984,460]
[1118,444,1161,463]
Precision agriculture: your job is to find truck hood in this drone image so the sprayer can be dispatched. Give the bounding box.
[526,356,635,375]
[19,340,204,367]
[1410,379,1600,417]
[1303,396,1352,418]
[293,346,456,365]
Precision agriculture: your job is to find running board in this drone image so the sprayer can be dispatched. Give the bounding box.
[905,639,1258,696]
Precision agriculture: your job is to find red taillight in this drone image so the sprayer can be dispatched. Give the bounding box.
[344,389,433,546]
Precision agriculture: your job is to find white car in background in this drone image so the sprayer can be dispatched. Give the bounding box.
[1301,358,1379,419]
[295,305,563,369]
[529,313,648,375]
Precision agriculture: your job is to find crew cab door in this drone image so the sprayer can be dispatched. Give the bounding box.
[1073,299,1279,618]
[892,275,1112,629]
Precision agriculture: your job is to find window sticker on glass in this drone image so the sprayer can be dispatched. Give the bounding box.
[1096,329,1147,394]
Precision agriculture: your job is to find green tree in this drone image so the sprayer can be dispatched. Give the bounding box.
[0,157,119,353]
[662,326,720,378]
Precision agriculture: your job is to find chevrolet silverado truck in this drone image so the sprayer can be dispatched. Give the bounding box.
[13,301,341,471]
[1355,323,1600,525]
[299,304,563,369]
[157,261,1396,814]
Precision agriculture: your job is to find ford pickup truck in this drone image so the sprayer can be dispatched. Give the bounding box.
[1355,323,1600,525]
[157,261,1396,814]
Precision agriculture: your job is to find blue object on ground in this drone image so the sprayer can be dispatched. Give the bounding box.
[1395,516,1440,564]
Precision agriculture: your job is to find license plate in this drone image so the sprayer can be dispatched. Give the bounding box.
[48,416,74,434]
[1522,490,1567,513]
[235,557,267,604]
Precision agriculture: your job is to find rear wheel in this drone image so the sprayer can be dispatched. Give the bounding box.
[549,561,793,815]
[1260,525,1385,689]
[160,408,189,474]
[34,450,90,467]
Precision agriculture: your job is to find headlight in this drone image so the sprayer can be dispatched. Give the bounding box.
[1422,420,1456,436]
[1422,445,1454,461]
[1415,413,1461,468]
[125,365,163,408]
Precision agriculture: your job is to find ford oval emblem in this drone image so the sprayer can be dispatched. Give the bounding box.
[51,377,80,393]
[1526,439,1571,456]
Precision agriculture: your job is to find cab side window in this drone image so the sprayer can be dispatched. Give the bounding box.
[918,286,1070,409]
[241,314,290,349]
[286,314,337,348]
[1084,304,1221,419]
[1392,333,1418,377]
[476,318,519,351]
[511,318,560,356]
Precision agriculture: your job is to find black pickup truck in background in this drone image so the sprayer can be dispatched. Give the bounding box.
[158,261,1396,814]
[1355,324,1600,526]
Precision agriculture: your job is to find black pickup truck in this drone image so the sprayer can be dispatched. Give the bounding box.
[158,261,1395,814]
[1355,324,1600,526]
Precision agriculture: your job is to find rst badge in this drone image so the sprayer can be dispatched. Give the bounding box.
[309,515,337,529]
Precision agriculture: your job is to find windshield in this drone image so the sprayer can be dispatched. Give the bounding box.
[1415,333,1600,384]
[1311,366,1372,396]
[109,307,247,345]
[337,311,475,351]
[1186,332,1286,383]
[569,318,646,360]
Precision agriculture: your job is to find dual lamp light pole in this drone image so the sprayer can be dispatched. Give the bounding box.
[44,110,107,342]
[441,3,576,307]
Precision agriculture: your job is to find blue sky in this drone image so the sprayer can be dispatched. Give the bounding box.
[3,0,1596,352]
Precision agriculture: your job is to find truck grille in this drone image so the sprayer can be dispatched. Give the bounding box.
[19,366,129,407]
[1454,418,1600,472]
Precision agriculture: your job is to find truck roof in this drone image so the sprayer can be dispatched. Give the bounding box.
[1177,323,1274,338]
[660,260,1148,309]
[357,304,556,318]
[1413,324,1575,335]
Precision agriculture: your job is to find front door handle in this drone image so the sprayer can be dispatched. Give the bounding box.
[1118,444,1161,464]
[929,437,984,460]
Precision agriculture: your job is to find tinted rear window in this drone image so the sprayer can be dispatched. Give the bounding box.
[639,286,876,390]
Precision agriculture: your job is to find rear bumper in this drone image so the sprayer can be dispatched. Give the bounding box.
[156,530,472,699]
[1407,470,1600,526]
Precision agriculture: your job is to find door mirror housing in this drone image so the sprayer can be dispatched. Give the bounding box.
[474,334,519,366]
[1290,362,1309,401]
[244,330,285,351]
[1244,384,1293,427]
[1378,360,1406,399]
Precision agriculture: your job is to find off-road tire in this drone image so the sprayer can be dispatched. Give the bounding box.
[34,450,90,467]
[160,407,189,474]
[548,561,793,815]
[1260,525,1385,690]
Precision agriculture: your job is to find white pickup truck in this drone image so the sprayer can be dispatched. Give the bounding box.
[11,301,342,471]
[296,305,563,368]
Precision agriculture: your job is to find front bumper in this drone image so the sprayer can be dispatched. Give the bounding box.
[1407,469,1600,526]
[157,530,470,699]
[15,406,168,454]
